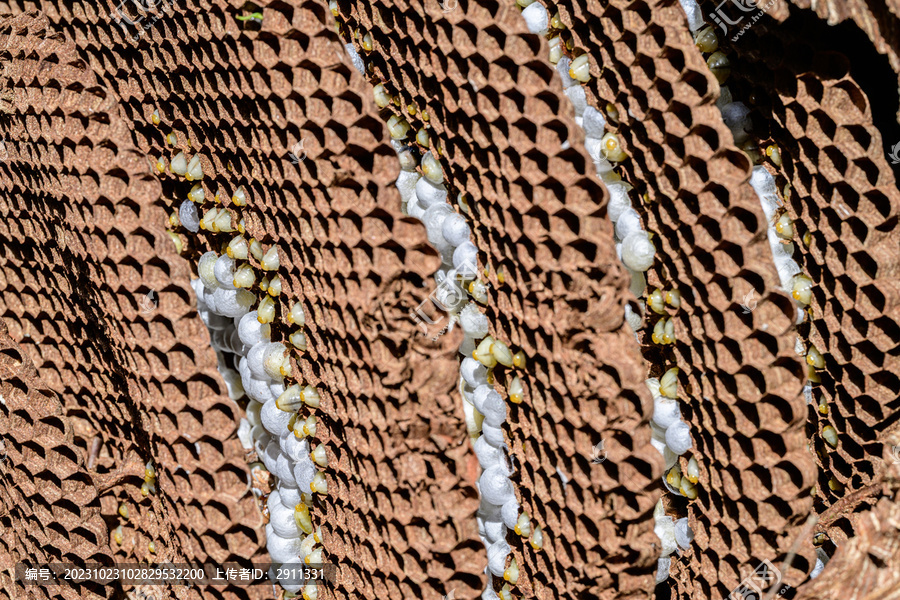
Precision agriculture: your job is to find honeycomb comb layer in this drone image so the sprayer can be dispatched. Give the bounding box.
[0,320,112,600]
[1,0,898,599]
[538,0,818,595]
[335,1,665,597]
[0,0,487,598]
[0,11,270,599]
[719,1,900,549]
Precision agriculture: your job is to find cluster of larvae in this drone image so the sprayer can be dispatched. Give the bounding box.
[152,108,324,599]
[334,8,538,597]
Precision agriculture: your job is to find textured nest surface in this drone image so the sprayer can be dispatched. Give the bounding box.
[0,0,898,599]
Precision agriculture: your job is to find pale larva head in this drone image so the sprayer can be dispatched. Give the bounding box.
[661,317,676,344]
[548,36,562,63]
[707,51,731,84]
[792,273,813,306]
[294,503,313,534]
[659,367,679,398]
[416,127,430,148]
[686,456,700,484]
[261,246,281,271]
[227,235,249,260]
[514,512,531,537]
[141,481,155,497]
[268,275,283,297]
[200,207,218,231]
[806,344,825,369]
[249,238,264,261]
[601,132,628,163]
[301,415,317,438]
[290,330,308,351]
[373,83,391,108]
[651,316,666,344]
[468,279,489,304]
[464,400,483,438]
[302,582,318,600]
[198,251,220,290]
[387,114,411,140]
[276,384,303,412]
[310,471,327,494]
[311,444,328,467]
[170,151,188,176]
[808,363,822,384]
[775,213,793,240]
[503,556,519,585]
[262,342,288,380]
[167,230,183,253]
[287,301,305,327]
[550,10,564,30]
[215,209,234,232]
[185,154,203,181]
[569,53,591,82]
[301,385,321,408]
[491,340,514,367]
[680,476,698,499]
[421,151,443,183]
[188,183,205,203]
[231,185,247,206]
[665,290,681,308]
[694,26,718,53]
[822,425,838,448]
[529,524,543,550]
[474,336,497,368]
[508,375,524,404]
[257,296,276,324]
[648,289,665,314]
[360,31,373,51]
[233,264,255,288]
